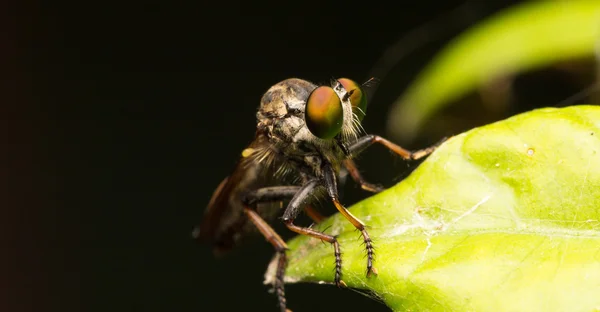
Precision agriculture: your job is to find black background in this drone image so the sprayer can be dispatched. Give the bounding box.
[13,0,583,311]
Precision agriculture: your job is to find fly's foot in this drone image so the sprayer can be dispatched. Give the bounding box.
[332,239,344,287]
[361,182,385,194]
[361,229,377,278]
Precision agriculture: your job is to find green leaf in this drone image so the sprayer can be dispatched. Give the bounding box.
[386,0,600,143]
[267,105,600,312]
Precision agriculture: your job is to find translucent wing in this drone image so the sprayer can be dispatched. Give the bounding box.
[194,135,283,256]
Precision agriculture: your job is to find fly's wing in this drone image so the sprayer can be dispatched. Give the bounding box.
[193,136,282,256]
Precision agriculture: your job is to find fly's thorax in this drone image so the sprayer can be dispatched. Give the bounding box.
[302,149,345,177]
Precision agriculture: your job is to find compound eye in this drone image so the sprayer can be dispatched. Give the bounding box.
[338,78,368,121]
[305,86,343,139]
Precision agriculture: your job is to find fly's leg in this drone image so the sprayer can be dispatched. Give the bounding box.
[243,186,301,312]
[243,186,300,206]
[349,134,447,160]
[281,180,345,287]
[322,164,378,277]
[283,220,344,287]
[342,159,384,193]
[243,209,291,312]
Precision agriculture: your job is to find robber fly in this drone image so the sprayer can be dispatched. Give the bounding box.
[193,77,443,312]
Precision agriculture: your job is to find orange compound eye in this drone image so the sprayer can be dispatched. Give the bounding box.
[305,86,343,140]
[338,78,367,121]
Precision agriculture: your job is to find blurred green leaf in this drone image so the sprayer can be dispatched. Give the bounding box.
[268,105,600,312]
[386,0,600,143]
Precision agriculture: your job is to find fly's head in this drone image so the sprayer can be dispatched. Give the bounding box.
[256,78,371,162]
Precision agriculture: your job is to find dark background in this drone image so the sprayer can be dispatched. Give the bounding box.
[11,0,595,311]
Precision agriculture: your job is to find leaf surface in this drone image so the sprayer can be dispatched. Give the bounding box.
[268,105,600,312]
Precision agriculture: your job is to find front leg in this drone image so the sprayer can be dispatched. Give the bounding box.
[322,163,377,277]
[280,179,345,287]
[349,134,446,160]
